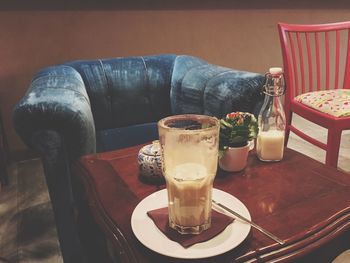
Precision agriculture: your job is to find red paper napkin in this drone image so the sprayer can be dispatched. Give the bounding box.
[147,207,234,248]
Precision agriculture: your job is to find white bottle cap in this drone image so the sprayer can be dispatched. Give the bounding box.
[269,67,283,75]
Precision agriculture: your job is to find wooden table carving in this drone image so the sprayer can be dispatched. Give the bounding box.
[73,145,350,263]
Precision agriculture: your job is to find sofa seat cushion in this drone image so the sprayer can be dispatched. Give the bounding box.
[96,122,158,152]
[295,89,350,117]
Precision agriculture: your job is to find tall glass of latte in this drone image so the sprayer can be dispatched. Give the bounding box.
[158,114,220,234]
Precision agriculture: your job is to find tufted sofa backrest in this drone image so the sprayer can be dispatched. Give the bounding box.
[65,54,179,130]
[62,54,263,131]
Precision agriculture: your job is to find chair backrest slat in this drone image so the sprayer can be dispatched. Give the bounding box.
[335,30,340,89]
[315,32,321,91]
[296,32,306,94]
[306,33,314,91]
[325,31,330,90]
[288,31,299,97]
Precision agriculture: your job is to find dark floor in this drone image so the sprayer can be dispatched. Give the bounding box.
[0,158,62,263]
[0,115,349,263]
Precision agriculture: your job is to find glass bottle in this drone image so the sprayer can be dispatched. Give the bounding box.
[256,67,286,162]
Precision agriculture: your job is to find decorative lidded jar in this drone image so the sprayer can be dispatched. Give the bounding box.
[137,140,164,184]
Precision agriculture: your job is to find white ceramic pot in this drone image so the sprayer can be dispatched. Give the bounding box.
[219,141,254,172]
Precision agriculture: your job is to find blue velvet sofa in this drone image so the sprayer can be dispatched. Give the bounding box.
[13,54,265,263]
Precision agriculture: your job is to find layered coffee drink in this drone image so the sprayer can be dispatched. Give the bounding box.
[158,115,219,235]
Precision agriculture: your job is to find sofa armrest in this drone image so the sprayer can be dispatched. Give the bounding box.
[171,55,265,117]
[13,65,96,159]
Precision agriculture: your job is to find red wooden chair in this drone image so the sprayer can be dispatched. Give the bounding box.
[278,22,350,168]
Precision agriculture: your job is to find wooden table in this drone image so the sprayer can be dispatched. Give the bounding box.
[73,145,350,263]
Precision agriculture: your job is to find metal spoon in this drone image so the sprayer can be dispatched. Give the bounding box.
[212,200,285,245]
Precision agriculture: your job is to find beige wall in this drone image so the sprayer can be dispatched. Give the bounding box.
[1,2,350,155]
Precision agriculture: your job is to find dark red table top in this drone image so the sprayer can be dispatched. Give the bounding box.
[73,145,350,263]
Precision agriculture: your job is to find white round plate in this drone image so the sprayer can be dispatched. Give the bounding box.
[131,188,251,259]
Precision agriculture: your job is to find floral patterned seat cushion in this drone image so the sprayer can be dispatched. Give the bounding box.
[295,89,350,117]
